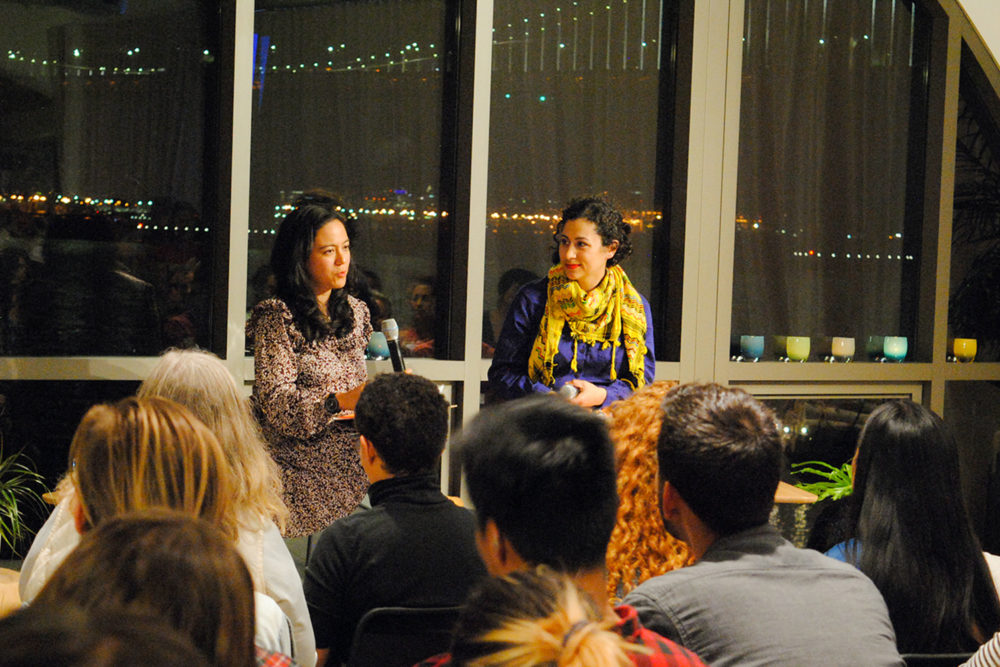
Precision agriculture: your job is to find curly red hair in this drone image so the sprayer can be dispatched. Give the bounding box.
[605,381,691,602]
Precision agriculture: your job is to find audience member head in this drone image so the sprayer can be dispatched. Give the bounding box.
[354,372,449,477]
[407,276,436,340]
[270,202,358,340]
[458,394,618,574]
[496,268,537,306]
[450,567,634,667]
[551,197,633,267]
[656,383,781,538]
[138,348,288,531]
[605,381,689,601]
[34,510,256,667]
[68,396,237,540]
[847,399,1000,652]
[0,605,210,667]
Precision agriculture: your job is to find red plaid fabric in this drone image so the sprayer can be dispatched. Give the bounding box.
[414,605,707,667]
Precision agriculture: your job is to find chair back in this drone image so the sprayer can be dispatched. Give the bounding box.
[902,654,974,667]
[346,605,462,667]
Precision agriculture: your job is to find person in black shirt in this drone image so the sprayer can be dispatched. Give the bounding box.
[303,373,486,667]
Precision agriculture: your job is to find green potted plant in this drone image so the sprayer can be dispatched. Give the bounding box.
[790,460,854,502]
[0,445,46,558]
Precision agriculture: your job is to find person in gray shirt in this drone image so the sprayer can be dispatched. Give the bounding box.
[623,383,903,667]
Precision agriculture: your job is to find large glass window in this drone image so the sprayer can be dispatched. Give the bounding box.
[949,44,1000,363]
[483,0,688,360]
[733,0,930,362]
[0,1,225,355]
[945,381,1000,551]
[763,395,899,548]
[248,0,450,359]
[0,380,139,556]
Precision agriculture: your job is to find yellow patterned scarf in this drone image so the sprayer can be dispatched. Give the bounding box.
[528,264,648,389]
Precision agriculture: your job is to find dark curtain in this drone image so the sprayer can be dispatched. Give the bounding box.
[733,0,919,341]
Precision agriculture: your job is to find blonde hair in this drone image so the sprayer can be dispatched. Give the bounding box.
[138,348,288,531]
[452,568,639,667]
[605,381,691,602]
[69,396,238,541]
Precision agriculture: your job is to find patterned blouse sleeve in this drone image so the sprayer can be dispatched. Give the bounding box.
[251,302,335,440]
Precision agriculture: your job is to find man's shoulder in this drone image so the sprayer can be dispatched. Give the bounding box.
[309,506,387,560]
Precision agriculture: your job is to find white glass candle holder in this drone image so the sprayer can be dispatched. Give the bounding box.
[831,337,855,362]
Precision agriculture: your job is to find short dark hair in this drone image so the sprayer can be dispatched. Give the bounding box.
[656,383,782,536]
[551,197,633,266]
[355,372,449,476]
[457,395,619,571]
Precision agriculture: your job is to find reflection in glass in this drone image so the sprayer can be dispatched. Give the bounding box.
[484,0,686,360]
[0,380,139,551]
[944,382,1000,553]
[248,1,447,358]
[764,396,892,548]
[733,1,928,352]
[0,2,221,355]
[950,46,1000,363]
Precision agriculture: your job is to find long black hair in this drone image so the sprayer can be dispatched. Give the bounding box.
[270,204,357,341]
[845,399,1000,652]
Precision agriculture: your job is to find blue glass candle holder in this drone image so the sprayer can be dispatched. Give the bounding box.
[740,335,765,361]
[883,336,907,362]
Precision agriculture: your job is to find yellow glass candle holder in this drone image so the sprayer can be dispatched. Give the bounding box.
[953,338,977,363]
[786,336,810,362]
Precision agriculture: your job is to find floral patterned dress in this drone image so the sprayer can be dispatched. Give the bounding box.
[248,297,371,537]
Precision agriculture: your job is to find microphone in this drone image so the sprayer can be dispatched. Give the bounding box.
[380,318,407,372]
[557,383,579,400]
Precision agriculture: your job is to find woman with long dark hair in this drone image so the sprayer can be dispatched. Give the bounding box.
[827,399,1000,653]
[247,202,371,537]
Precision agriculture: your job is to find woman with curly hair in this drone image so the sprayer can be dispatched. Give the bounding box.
[605,381,691,602]
[488,197,655,408]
